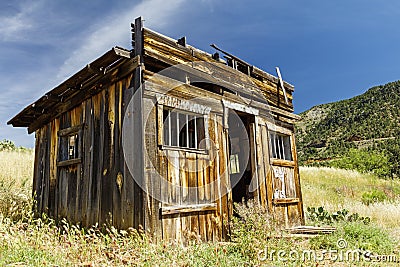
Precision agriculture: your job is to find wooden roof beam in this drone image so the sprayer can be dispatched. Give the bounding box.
[26,56,139,133]
[9,49,135,129]
[210,44,294,91]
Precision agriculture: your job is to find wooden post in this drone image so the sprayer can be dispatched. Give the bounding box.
[291,133,304,224]
[130,17,145,229]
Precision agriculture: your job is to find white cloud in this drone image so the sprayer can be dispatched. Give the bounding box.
[56,0,187,80]
[2,0,189,147]
[0,1,44,42]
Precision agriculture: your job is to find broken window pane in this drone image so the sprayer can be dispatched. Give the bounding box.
[170,111,178,146]
[179,113,187,147]
[67,134,79,160]
[163,109,170,146]
[188,115,196,148]
[196,116,205,149]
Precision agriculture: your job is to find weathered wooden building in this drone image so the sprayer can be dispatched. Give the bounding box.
[8,17,304,242]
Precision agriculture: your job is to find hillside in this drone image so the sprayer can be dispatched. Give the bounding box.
[296,80,400,177]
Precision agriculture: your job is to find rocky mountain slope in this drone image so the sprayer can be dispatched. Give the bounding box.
[295,80,400,177]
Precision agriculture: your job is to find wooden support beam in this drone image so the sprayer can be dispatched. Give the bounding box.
[161,203,217,216]
[131,16,145,229]
[57,124,83,137]
[276,67,289,105]
[286,225,336,235]
[210,43,252,70]
[272,198,300,205]
[271,159,296,168]
[113,46,131,58]
[56,158,82,167]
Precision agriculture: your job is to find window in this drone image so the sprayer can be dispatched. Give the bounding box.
[67,134,79,160]
[57,125,82,166]
[229,154,240,174]
[163,108,206,150]
[269,132,292,161]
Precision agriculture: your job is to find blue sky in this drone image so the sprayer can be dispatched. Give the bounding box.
[1,0,400,147]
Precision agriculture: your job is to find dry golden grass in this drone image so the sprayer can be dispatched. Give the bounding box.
[0,150,34,221]
[0,150,248,266]
[0,151,399,266]
[300,166,400,237]
[0,150,33,191]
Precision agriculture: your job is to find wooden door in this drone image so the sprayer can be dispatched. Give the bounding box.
[269,130,302,226]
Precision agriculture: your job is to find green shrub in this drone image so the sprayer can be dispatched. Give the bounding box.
[0,139,17,151]
[0,139,31,152]
[361,190,387,205]
[306,206,371,225]
[308,206,395,256]
[229,200,277,263]
[229,200,304,266]
[331,149,391,178]
[310,221,395,255]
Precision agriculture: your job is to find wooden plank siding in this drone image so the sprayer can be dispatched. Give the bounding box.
[143,97,162,240]
[259,116,304,227]
[31,65,304,242]
[24,20,304,243]
[32,75,149,229]
[142,27,294,112]
[154,110,228,242]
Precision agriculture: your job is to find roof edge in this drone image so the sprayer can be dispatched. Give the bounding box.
[8,46,132,129]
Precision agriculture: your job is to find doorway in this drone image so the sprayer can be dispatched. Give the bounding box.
[228,110,255,204]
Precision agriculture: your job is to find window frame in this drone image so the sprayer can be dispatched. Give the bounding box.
[156,95,211,153]
[266,122,294,163]
[57,124,83,167]
[160,107,208,153]
[269,132,293,161]
[157,95,210,154]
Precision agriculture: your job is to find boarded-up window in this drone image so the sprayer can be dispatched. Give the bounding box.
[269,132,292,161]
[163,108,206,150]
